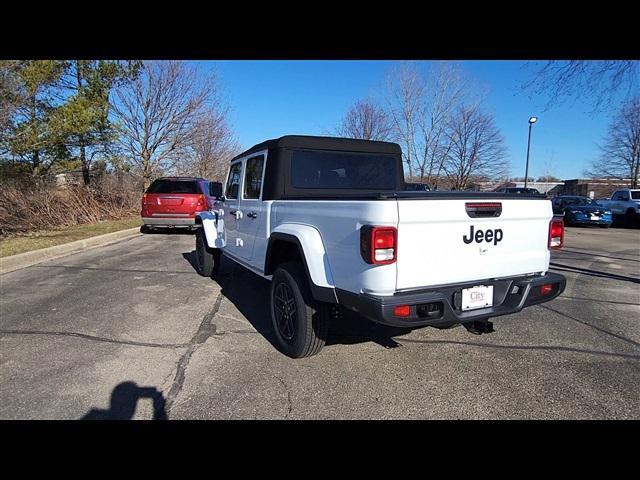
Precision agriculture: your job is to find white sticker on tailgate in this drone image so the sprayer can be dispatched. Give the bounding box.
[461,285,494,310]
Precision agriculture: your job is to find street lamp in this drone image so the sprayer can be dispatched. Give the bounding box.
[524,116,538,188]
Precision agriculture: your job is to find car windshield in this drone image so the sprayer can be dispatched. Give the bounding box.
[146,180,200,194]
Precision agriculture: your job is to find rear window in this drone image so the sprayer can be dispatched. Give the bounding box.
[146,180,201,194]
[631,191,640,200]
[290,150,397,190]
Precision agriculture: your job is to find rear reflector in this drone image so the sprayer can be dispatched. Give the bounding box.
[548,219,564,249]
[393,305,411,317]
[540,284,554,295]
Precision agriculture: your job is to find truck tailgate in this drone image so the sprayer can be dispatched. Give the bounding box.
[396,198,552,290]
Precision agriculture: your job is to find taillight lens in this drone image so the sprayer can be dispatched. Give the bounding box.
[548,219,564,249]
[360,226,397,265]
[197,194,205,207]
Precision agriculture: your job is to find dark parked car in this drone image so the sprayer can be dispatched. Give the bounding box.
[141,177,222,231]
[405,182,431,191]
[496,187,541,195]
[551,195,613,227]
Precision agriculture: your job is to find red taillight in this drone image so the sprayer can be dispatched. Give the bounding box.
[374,229,395,249]
[540,284,553,295]
[360,226,397,265]
[197,194,205,207]
[548,219,564,249]
[393,305,410,317]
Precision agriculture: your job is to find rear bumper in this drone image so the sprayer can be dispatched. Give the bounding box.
[142,216,196,227]
[336,272,566,328]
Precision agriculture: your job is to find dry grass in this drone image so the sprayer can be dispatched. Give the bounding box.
[0,175,142,237]
[0,216,142,257]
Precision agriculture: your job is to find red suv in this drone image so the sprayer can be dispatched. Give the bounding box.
[141,177,221,231]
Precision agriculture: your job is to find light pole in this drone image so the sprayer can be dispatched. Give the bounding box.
[524,116,538,188]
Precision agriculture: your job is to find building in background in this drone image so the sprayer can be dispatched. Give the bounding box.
[560,179,633,199]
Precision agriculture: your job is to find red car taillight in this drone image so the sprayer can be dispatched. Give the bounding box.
[548,219,564,249]
[360,226,397,265]
[196,194,205,207]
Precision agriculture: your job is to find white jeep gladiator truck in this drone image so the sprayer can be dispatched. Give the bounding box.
[597,188,640,225]
[194,136,566,358]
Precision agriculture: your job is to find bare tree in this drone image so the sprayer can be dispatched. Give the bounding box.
[524,60,639,113]
[334,98,394,141]
[385,62,470,187]
[110,61,217,189]
[586,97,640,187]
[177,107,239,181]
[385,62,425,179]
[441,104,509,190]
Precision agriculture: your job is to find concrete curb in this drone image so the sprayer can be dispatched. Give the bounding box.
[0,227,142,275]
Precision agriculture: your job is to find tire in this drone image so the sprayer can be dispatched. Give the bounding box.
[140,225,153,234]
[195,228,219,277]
[625,209,638,228]
[270,261,329,358]
[599,224,611,228]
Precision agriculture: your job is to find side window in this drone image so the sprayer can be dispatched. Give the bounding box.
[226,163,242,199]
[611,191,620,200]
[243,155,265,199]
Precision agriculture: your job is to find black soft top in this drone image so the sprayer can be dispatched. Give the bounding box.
[231,135,400,162]
[231,135,404,200]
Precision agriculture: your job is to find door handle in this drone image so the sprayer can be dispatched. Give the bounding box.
[247,212,257,219]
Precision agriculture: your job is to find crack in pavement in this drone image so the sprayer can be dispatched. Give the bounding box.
[164,290,224,416]
[274,375,293,419]
[0,329,190,349]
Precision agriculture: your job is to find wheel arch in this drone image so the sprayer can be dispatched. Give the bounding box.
[265,227,337,304]
[196,211,225,249]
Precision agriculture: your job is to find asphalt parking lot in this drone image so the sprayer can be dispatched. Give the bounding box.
[1,225,638,420]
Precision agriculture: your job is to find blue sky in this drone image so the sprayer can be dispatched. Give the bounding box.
[196,60,617,180]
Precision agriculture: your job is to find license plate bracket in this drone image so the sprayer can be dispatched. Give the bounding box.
[461,285,494,311]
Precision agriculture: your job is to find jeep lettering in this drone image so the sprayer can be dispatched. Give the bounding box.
[463,225,503,246]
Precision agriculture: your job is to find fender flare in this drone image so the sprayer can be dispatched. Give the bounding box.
[266,224,338,304]
[195,211,225,249]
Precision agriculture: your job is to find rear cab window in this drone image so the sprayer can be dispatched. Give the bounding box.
[290,150,397,190]
[146,180,201,194]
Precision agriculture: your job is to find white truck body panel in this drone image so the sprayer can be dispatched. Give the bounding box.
[271,200,399,295]
[203,195,553,298]
[395,199,552,290]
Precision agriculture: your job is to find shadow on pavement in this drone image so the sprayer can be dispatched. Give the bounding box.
[81,381,167,420]
[141,226,196,235]
[550,262,640,284]
[181,253,412,352]
[182,251,199,273]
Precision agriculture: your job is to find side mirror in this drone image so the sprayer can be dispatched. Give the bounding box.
[209,181,223,198]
